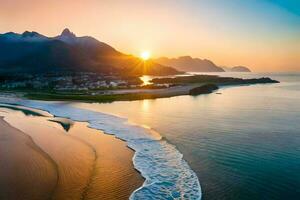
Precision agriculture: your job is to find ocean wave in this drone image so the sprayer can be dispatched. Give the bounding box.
[0,97,202,200]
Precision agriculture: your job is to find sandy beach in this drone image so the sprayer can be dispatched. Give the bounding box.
[0,116,57,200]
[0,106,144,200]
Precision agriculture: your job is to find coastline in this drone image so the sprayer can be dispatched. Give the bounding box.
[0,116,58,200]
[1,82,267,103]
[0,75,279,103]
[0,99,202,199]
[0,106,144,200]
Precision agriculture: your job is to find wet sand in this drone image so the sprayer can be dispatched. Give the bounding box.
[0,107,144,200]
[68,122,144,200]
[0,117,57,200]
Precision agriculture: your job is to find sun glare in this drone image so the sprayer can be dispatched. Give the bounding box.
[140,51,151,61]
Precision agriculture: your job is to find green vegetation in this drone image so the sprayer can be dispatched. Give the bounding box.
[24,92,169,103]
[189,84,219,95]
[151,75,279,85]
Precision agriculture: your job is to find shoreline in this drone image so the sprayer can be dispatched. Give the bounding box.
[0,106,144,200]
[0,75,279,103]
[0,117,58,200]
[0,76,279,199]
[0,99,203,199]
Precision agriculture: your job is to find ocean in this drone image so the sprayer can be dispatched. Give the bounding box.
[1,72,299,199]
[74,72,300,200]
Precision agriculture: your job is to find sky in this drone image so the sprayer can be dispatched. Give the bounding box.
[0,0,299,72]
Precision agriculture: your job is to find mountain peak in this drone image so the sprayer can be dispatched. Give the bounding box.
[179,56,193,59]
[4,32,18,36]
[0,31,47,42]
[61,28,76,37]
[22,31,41,38]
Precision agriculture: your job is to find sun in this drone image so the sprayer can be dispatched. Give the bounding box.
[140,51,151,61]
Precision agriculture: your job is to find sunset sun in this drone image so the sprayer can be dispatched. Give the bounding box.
[140,51,151,61]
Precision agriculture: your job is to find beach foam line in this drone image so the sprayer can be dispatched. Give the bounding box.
[0,97,202,200]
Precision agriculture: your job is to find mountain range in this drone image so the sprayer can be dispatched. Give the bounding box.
[155,56,224,72]
[154,56,251,72]
[0,29,179,76]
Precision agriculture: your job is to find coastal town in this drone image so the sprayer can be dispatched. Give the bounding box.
[0,72,147,91]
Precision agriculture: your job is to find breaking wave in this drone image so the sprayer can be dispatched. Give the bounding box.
[0,97,202,199]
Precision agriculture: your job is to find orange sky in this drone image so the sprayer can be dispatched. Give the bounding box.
[0,0,299,72]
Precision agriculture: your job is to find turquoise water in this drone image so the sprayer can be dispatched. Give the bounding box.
[75,73,300,200]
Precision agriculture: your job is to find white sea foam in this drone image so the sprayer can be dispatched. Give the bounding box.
[0,97,202,200]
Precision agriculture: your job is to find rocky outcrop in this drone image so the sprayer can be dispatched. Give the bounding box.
[189,84,219,95]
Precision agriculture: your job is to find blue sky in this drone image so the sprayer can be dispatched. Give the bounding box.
[267,0,300,16]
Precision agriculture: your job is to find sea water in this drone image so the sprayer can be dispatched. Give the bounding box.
[0,99,202,200]
[72,72,300,200]
[1,72,300,199]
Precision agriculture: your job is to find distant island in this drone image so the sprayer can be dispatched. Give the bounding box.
[221,66,251,72]
[0,29,180,76]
